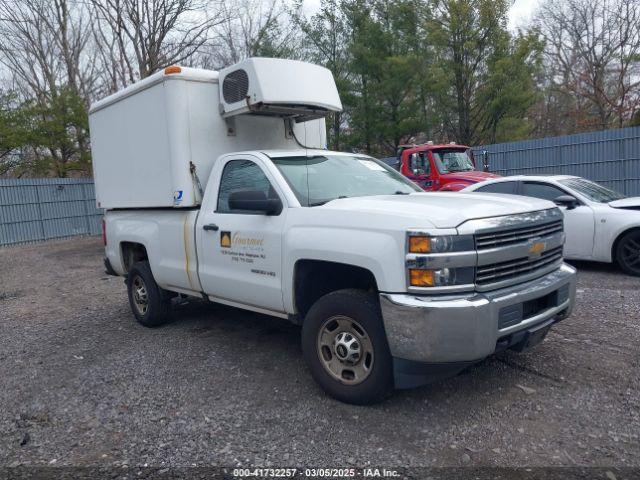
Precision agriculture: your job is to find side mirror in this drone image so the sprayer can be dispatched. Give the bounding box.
[554,194,579,210]
[228,190,282,215]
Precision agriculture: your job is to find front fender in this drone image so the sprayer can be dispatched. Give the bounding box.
[282,225,405,313]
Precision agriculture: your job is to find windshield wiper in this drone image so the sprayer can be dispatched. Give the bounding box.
[308,195,349,207]
[394,191,410,195]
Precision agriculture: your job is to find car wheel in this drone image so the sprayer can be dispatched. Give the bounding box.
[615,230,640,276]
[301,289,393,405]
[126,261,171,327]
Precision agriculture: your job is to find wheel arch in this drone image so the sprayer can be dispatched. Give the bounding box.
[120,241,150,273]
[611,226,640,264]
[292,259,379,320]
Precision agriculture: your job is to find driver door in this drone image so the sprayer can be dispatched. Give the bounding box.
[520,181,595,259]
[196,157,286,312]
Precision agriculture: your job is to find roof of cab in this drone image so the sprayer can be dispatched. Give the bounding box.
[401,143,471,156]
[261,149,368,158]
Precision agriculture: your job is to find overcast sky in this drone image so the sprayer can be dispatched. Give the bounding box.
[508,0,541,30]
[300,0,542,31]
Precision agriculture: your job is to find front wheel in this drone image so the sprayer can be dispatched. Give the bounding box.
[615,230,640,276]
[301,289,393,405]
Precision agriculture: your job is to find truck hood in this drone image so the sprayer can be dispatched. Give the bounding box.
[608,197,640,210]
[323,192,556,229]
[440,171,499,183]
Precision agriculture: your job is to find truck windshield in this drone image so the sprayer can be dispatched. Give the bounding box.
[272,154,421,206]
[559,178,626,203]
[433,150,475,173]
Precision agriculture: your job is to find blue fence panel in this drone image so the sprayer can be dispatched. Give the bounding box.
[0,178,103,246]
[472,126,640,196]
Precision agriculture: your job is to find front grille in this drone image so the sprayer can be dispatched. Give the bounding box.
[476,246,563,286]
[475,220,563,250]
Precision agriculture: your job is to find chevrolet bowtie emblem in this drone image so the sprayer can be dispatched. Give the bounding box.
[528,240,546,257]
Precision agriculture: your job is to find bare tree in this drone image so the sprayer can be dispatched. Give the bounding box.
[90,0,227,79]
[0,0,95,176]
[197,0,299,69]
[0,0,95,100]
[536,0,640,130]
[90,5,138,94]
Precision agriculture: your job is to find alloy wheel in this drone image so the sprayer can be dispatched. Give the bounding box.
[621,234,640,274]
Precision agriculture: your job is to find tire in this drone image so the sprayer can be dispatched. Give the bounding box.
[126,261,171,327]
[615,230,640,276]
[301,289,394,405]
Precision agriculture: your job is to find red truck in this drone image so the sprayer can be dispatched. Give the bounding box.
[387,142,499,191]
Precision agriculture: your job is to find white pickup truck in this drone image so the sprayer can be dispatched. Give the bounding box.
[92,58,577,404]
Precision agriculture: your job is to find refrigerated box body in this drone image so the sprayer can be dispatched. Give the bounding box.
[89,59,341,209]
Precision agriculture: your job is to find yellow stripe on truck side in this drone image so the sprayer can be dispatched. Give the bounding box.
[183,215,195,290]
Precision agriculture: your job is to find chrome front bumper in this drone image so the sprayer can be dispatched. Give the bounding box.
[380,263,577,364]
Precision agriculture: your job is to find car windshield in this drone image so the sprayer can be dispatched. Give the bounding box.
[432,149,475,173]
[559,178,626,203]
[271,154,421,206]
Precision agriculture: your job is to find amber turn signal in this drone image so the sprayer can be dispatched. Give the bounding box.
[409,236,431,253]
[409,269,434,287]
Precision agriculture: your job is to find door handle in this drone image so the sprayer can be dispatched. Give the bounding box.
[203,223,219,231]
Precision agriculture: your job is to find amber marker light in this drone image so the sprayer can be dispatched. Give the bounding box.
[409,269,434,287]
[164,65,182,75]
[409,236,431,253]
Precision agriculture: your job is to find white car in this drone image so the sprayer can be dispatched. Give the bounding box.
[464,175,640,276]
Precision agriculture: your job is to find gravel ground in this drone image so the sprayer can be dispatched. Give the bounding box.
[0,237,638,469]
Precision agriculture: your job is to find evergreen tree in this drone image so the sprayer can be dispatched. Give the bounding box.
[425,0,541,145]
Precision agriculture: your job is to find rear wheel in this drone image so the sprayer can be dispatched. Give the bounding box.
[126,261,171,327]
[615,230,640,276]
[302,289,393,405]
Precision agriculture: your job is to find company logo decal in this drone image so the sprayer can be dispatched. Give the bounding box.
[173,190,184,205]
[220,232,266,264]
[220,231,232,248]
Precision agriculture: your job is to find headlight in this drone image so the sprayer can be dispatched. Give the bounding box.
[407,234,474,253]
[406,232,475,290]
[409,267,474,287]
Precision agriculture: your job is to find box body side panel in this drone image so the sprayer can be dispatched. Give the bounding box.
[91,83,174,208]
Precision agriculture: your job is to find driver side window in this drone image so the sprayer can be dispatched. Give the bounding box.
[217,160,277,213]
[409,153,430,175]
